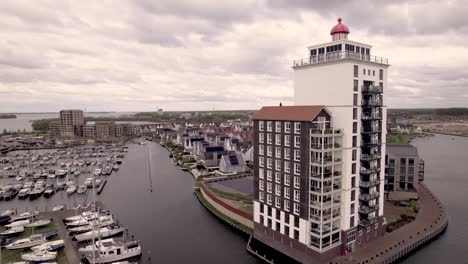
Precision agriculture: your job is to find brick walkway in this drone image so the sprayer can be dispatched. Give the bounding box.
[332,183,448,264]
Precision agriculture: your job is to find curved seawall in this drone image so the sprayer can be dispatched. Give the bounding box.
[334,183,448,264]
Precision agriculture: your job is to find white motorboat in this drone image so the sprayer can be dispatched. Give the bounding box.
[25,218,52,228]
[94,168,102,176]
[79,238,116,254]
[6,219,30,228]
[64,211,96,223]
[86,240,141,263]
[73,224,124,242]
[5,234,47,249]
[18,188,31,199]
[112,164,119,171]
[21,250,57,262]
[52,205,64,212]
[66,185,77,195]
[69,217,115,235]
[77,185,87,194]
[84,178,93,188]
[31,239,65,252]
[66,215,111,228]
[0,226,24,236]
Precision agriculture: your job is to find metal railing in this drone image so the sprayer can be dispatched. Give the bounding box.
[293,51,389,67]
[360,167,381,174]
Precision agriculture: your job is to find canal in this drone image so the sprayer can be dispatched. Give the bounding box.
[403,134,467,263]
[99,141,259,263]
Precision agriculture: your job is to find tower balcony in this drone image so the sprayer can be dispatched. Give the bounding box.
[361,140,382,148]
[360,153,382,161]
[361,126,382,134]
[361,112,382,120]
[358,204,380,214]
[310,128,342,136]
[360,178,381,188]
[310,142,342,150]
[310,156,342,166]
[292,51,389,68]
[362,99,383,107]
[361,85,383,94]
[359,192,380,201]
[359,218,378,227]
[360,167,381,175]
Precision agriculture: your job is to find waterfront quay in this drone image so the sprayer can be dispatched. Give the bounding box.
[332,183,448,264]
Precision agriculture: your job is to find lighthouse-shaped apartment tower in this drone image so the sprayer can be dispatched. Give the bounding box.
[252,18,389,263]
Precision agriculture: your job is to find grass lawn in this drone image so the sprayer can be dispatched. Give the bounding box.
[0,221,67,263]
[387,133,411,144]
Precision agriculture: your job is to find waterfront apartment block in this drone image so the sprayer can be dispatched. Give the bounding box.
[384,144,424,200]
[49,109,139,138]
[253,18,389,263]
[59,109,84,137]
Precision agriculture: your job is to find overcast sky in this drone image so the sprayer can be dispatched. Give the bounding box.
[0,0,466,112]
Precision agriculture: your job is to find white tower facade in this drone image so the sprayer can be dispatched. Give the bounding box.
[293,18,389,251]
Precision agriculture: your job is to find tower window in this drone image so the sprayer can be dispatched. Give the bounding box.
[353,80,358,91]
[363,69,365,75]
[354,65,358,77]
[379,69,384,80]
[353,94,358,106]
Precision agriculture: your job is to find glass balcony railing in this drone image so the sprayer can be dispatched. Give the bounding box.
[360,179,381,188]
[361,112,383,120]
[361,85,383,94]
[359,192,380,201]
[360,167,381,174]
[358,205,380,214]
[360,153,381,161]
[292,51,389,68]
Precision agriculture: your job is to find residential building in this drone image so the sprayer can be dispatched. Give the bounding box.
[253,18,389,263]
[385,144,424,200]
[219,153,247,174]
[95,121,116,138]
[83,123,96,138]
[48,121,60,137]
[59,109,84,137]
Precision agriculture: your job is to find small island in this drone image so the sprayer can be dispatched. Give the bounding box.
[0,114,16,119]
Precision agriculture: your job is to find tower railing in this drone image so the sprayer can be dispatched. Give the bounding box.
[293,51,389,67]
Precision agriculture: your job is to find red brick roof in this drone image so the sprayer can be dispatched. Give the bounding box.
[252,105,325,121]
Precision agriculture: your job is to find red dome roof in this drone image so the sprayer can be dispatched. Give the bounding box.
[330,18,350,35]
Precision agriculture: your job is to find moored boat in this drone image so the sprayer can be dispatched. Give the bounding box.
[21,250,57,262]
[5,234,47,250]
[73,223,124,242]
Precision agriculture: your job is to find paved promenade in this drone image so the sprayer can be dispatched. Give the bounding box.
[332,183,448,264]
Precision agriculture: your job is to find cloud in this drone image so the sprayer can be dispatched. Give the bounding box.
[0,0,466,112]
